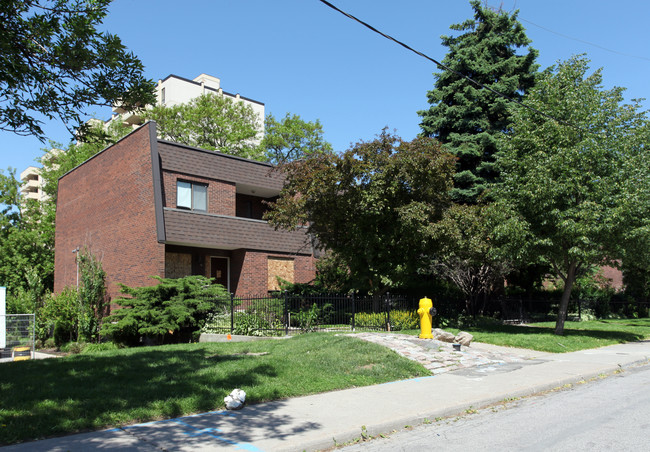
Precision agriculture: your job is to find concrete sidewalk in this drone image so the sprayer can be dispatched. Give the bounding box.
[2,339,649,452]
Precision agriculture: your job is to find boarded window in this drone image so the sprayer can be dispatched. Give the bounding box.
[165,252,192,279]
[267,257,294,291]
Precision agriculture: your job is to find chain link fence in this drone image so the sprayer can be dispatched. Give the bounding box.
[1,314,36,361]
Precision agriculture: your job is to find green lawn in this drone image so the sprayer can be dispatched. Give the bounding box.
[404,318,650,353]
[0,333,428,445]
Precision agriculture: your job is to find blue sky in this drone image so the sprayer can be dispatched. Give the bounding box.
[2,0,649,175]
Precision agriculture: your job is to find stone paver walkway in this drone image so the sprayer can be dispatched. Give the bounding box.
[347,332,543,375]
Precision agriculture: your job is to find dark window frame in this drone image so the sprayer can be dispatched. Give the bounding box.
[176,180,208,212]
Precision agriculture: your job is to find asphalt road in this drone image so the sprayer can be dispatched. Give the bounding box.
[339,363,650,452]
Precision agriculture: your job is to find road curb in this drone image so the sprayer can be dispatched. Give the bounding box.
[297,357,650,452]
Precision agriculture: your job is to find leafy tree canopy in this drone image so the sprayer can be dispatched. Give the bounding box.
[421,203,514,315]
[262,113,333,165]
[0,0,155,140]
[0,169,54,309]
[266,130,456,295]
[145,93,266,161]
[419,0,538,204]
[493,55,650,335]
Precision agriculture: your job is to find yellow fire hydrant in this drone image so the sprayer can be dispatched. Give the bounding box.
[417,297,437,339]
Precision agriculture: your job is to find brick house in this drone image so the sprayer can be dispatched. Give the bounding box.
[53,122,316,300]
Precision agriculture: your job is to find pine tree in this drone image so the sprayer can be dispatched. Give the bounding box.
[419,0,538,204]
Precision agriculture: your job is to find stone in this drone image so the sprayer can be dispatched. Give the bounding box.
[455,331,474,346]
[433,328,456,343]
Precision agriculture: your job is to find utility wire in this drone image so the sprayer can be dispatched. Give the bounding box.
[317,0,582,130]
[520,17,650,63]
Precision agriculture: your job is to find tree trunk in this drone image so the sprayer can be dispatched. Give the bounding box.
[555,262,578,335]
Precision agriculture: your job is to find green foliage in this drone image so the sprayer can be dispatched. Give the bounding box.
[60,341,86,354]
[232,309,283,336]
[40,287,78,346]
[494,55,650,334]
[0,169,54,309]
[145,93,265,161]
[419,0,538,204]
[0,0,155,139]
[419,203,513,315]
[262,113,333,165]
[81,342,122,354]
[294,303,319,332]
[266,130,455,294]
[101,275,229,345]
[76,248,107,342]
[354,310,419,331]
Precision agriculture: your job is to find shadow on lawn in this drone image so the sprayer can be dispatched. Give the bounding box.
[0,347,303,445]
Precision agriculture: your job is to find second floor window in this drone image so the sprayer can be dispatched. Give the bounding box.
[177,181,207,211]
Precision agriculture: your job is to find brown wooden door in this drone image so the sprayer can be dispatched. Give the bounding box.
[210,257,229,290]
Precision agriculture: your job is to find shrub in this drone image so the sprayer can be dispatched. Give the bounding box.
[40,287,78,346]
[354,310,418,331]
[232,309,283,336]
[81,342,122,354]
[60,341,86,354]
[101,275,229,345]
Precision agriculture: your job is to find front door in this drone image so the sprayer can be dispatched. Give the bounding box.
[210,257,229,290]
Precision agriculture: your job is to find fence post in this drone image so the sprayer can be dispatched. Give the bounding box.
[230,293,234,334]
[31,314,35,359]
[385,292,391,331]
[351,293,355,332]
[284,291,289,336]
[578,299,582,321]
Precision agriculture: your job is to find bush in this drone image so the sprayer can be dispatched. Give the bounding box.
[60,342,86,354]
[354,310,418,331]
[40,287,78,345]
[232,309,283,336]
[81,342,122,354]
[102,276,230,345]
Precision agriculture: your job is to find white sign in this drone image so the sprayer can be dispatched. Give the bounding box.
[0,287,5,348]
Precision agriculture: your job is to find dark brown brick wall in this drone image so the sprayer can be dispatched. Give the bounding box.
[229,250,315,297]
[54,123,165,300]
[162,170,236,216]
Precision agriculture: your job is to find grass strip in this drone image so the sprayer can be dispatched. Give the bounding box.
[0,333,428,445]
[403,318,650,353]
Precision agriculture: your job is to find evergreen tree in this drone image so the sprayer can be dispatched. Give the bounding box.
[419,0,538,204]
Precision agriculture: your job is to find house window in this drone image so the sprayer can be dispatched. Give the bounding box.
[161,87,166,104]
[177,180,207,211]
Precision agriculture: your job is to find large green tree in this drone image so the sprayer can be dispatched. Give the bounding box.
[0,0,155,139]
[419,0,538,204]
[145,93,266,161]
[421,203,514,316]
[262,113,333,165]
[494,55,650,335]
[0,169,54,312]
[266,130,456,295]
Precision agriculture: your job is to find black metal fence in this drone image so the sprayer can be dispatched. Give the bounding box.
[490,297,650,323]
[201,293,421,336]
[200,293,649,337]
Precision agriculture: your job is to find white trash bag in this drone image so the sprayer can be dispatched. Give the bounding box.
[224,388,246,410]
